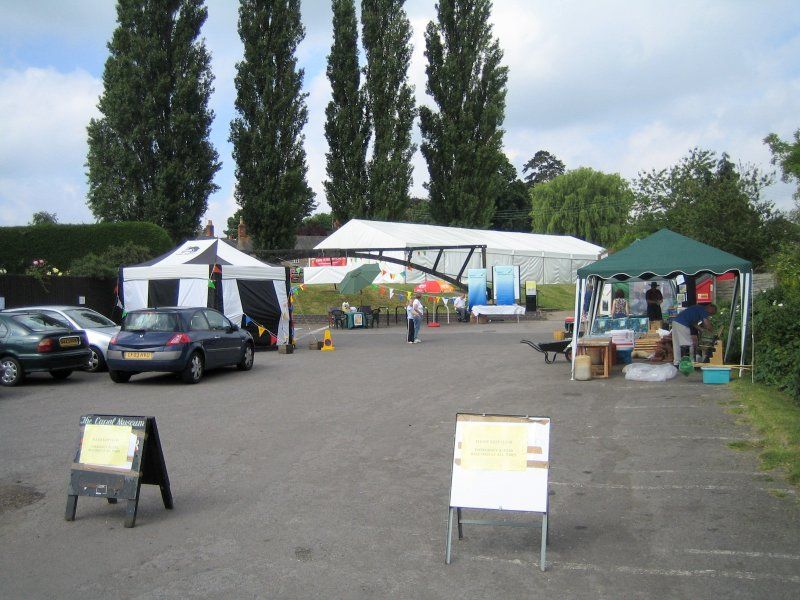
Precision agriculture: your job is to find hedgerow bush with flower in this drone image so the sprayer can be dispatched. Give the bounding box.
[25,258,66,279]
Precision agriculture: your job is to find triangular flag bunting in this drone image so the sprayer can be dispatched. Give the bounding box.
[257,325,266,337]
[389,289,394,299]
[208,279,215,289]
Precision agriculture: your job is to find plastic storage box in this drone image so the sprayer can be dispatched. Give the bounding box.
[701,367,731,384]
[616,348,633,364]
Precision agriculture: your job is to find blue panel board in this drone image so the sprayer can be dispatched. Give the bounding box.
[494,266,515,306]
[467,269,487,308]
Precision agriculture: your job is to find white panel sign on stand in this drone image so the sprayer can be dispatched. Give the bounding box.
[445,413,551,571]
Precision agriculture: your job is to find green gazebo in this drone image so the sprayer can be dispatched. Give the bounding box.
[571,229,753,379]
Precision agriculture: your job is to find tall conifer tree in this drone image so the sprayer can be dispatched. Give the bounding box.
[420,0,508,228]
[230,0,315,250]
[86,0,220,242]
[361,0,416,220]
[324,0,370,225]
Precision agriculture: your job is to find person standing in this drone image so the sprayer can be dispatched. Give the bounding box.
[611,289,630,318]
[406,297,415,343]
[671,303,717,365]
[645,282,663,323]
[454,293,468,322]
[412,293,424,342]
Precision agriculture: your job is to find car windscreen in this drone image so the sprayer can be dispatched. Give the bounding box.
[11,313,70,332]
[122,312,180,332]
[64,309,117,328]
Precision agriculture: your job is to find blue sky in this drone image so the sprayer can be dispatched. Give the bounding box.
[1,0,798,232]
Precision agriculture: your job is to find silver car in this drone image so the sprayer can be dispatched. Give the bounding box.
[2,306,119,372]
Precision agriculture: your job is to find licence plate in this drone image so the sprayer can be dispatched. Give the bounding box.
[59,336,80,348]
[125,352,153,360]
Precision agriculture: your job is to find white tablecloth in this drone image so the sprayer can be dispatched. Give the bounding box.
[471,304,526,316]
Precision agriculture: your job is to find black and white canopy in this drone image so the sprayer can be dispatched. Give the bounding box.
[120,239,290,345]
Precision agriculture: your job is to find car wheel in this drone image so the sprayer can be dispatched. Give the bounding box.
[49,370,73,380]
[86,346,107,373]
[109,370,132,383]
[237,343,254,371]
[1,357,24,386]
[181,352,204,384]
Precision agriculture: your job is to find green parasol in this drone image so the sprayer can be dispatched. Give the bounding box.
[338,263,381,295]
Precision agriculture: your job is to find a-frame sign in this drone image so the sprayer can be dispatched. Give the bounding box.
[65,414,173,528]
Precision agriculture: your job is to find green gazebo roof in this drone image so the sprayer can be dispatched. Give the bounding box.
[576,229,752,280]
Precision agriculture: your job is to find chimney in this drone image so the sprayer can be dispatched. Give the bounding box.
[203,220,214,237]
[237,216,251,250]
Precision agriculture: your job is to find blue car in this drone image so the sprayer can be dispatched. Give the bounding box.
[106,307,254,384]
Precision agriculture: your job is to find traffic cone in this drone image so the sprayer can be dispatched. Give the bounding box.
[321,328,335,351]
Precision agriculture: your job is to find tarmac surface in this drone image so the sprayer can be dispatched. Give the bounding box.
[1,315,799,599]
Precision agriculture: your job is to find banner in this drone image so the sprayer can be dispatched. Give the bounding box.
[493,265,516,306]
[310,257,347,267]
[467,269,487,308]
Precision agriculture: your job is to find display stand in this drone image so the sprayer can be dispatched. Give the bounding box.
[445,413,551,571]
[65,414,172,528]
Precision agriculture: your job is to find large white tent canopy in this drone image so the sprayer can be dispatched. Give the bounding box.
[310,219,604,285]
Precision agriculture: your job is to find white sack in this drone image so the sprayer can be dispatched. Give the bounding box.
[622,363,678,382]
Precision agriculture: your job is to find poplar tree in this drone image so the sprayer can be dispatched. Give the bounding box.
[324,0,370,225]
[361,0,416,221]
[420,0,508,228]
[230,0,315,250]
[86,0,220,242]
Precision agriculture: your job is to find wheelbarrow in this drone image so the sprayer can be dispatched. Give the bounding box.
[521,339,573,364]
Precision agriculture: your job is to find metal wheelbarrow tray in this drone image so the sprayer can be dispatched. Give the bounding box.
[521,339,573,364]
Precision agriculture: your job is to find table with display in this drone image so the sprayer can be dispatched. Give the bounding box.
[470,304,526,323]
[345,311,366,329]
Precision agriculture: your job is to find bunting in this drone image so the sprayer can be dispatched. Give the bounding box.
[243,314,284,345]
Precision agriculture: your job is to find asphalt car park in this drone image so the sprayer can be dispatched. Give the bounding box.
[1,318,798,598]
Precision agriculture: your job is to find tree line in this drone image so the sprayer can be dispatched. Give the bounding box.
[86,0,510,250]
[85,0,798,269]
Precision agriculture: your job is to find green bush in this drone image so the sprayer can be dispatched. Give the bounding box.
[70,241,156,278]
[0,222,172,274]
[753,286,800,404]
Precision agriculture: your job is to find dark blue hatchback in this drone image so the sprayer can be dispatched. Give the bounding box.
[106,307,254,384]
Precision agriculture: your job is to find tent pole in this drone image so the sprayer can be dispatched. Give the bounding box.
[739,272,751,376]
[571,278,584,381]
[588,277,600,333]
[739,272,756,383]
[724,274,740,364]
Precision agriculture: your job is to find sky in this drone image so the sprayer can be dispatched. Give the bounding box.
[1,0,798,233]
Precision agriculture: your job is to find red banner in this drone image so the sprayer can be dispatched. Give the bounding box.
[311,257,347,267]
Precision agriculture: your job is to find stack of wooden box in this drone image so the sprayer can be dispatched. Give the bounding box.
[634,332,661,358]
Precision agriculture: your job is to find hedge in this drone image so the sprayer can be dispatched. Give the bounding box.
[753,286,800,404]
[0,222,173,274]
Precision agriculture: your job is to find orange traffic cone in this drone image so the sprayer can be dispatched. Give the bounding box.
[321,328,335,351]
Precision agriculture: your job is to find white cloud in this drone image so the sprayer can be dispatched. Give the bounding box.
[2,0,799,229]
[0,67,101,225]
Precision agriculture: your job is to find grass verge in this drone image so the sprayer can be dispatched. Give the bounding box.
[289,282,577,315]
[728,379,800,491]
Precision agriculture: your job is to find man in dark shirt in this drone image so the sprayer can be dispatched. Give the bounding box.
[645,282,663,322]
[671,303,717,365]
